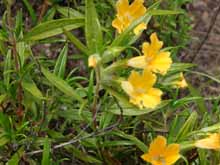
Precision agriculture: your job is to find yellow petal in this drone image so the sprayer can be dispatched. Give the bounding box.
[174,73,188,88]
[142,42,153,58]
[195,133,220,150]
[112,0,146,33]
[142,88,162,108]
[128,70,143,87]
[142,69,157,88]
[116,0,129,16]
[130,94,145,109]
[141,153,152,163]
[150,32,163,51]
[134,22,147,35]
[112,18,123,34]
[127,55,146,69]
[148,136,167,156]
[164,144,180,164]
[128,69,156,92]
[142,33,164,59]
[149,51,172,75]
[129,0,146,19]
[121,81,134,96]
[123,69,159,109]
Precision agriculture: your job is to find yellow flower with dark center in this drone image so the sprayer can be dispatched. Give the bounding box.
[195,133,220,150]
[141,136,180,165]
[121,69,162,109]
[172,73,188,88]
[128,33,172,75]
[112,0,147,34]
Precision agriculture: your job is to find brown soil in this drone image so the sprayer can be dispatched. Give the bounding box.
[182,0,220,97]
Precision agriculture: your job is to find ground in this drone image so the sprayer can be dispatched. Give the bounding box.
[182,0,220,98]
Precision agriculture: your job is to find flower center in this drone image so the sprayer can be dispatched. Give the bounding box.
[125,12,133,20]
[153,155,166,165]
[135,88,145,94]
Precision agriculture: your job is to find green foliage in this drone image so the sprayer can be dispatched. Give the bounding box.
[0,0,219,164]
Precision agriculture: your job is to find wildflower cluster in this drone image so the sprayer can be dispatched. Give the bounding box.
[110,1,218,165]
[1,0,220,164]
[111,0,187,110]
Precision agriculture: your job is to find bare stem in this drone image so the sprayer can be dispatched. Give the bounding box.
[91,66,101,128]
[38,0,50,22]
[6,3,23,117]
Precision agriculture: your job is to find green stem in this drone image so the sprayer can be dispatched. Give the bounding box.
[180,142,195,151]
[91,66,101,128]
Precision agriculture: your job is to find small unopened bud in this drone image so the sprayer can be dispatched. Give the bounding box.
[88,54,100,68]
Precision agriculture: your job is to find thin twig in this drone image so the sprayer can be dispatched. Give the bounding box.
[25,97,123,156]
[38,0,50,22]
[190,5,220,62]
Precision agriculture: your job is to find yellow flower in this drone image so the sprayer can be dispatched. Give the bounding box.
[195,133,220,150]
[121,69,162,109]
[112,0,147,34]
[141,136,180,165]
[134,22,147,35]
[128,33,172,75]
[172,73,188,88]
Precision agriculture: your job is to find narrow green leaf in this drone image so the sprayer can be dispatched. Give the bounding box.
[109,100,171,116]
[41,138,51,165]
[148,9,184,15]
[189,70,220,84]
[85,0,103,53]
[102,140,134,147]
[0,40,6,55]
[188,85,207,113]
[42,7,56,22]
[54,44,68,78]
[23,18,84,41]
[7,147,24,165]
[176,111,198,141]
[0,30,8,41]
[0,94,7,104]
[99,112,113,129]
[113,131,148,152]
[0,136,9,146]
[68,146,102,164]
[16,35,26,67]
[22,0,37,24]
[22,80,44,99]
[41,67,83,102]
[0,112,11,133]
[3,50,12,90]
[15,10,23,38]
[172,97,204,107]
[63,29,89,55]
[169,63,195,73]
[56,6,84,18]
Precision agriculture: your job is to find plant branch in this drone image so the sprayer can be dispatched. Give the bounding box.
[91,66,101,128]
[6,2,23,117]
[38,0,50,22]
